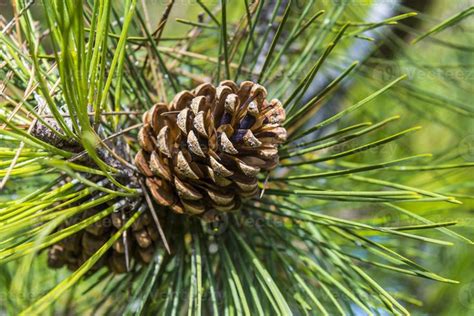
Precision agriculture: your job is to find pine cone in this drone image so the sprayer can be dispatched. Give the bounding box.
[47,194,163,273]
[135,80,287,216]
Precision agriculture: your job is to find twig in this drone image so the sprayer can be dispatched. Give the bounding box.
[0,66,61,190]
[0,86,50,190]
[98,138,138,172]
[157,46,255,75]
[141,181,171,254]
[68,123,143,164]
[41,111,144,118]
[1,0,35,35]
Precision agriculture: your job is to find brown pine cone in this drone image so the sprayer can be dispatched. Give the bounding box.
[135,80,287,216]
[47,205,163,273]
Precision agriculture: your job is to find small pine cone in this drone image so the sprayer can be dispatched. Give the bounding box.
[135,80,287,216]
[47,209,161,273]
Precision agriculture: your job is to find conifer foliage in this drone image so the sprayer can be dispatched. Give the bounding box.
[1,0,473,314]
